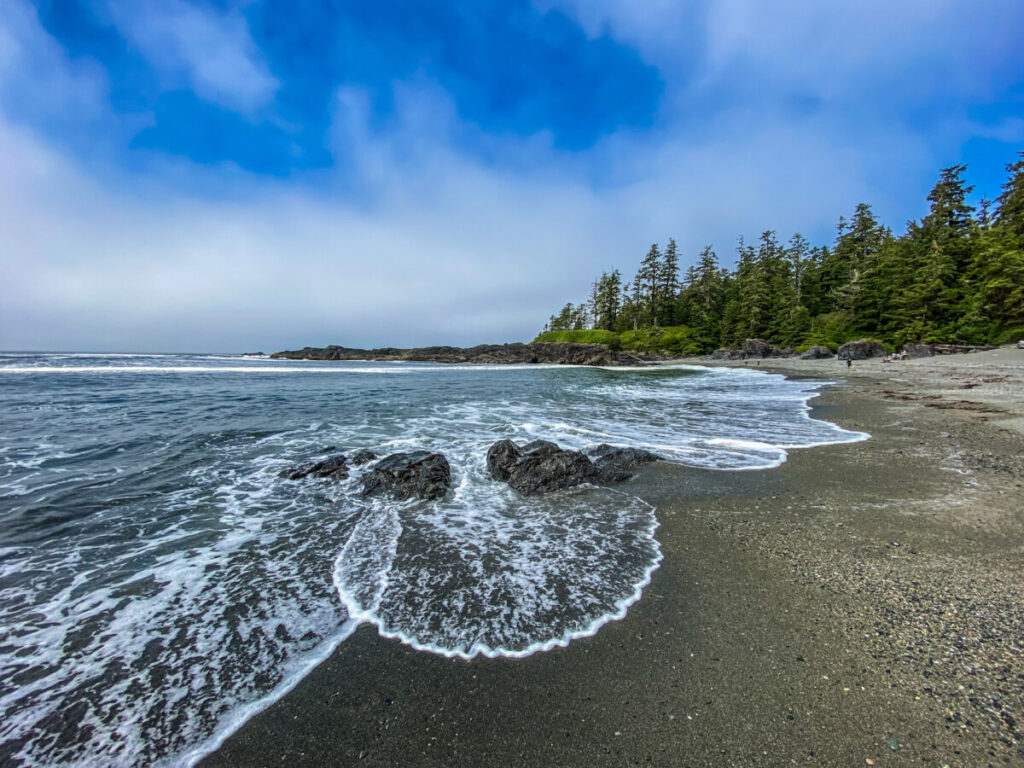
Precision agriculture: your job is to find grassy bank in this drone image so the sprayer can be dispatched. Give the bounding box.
[533,326,702,355]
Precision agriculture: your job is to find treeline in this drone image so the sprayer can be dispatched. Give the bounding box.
[541,155,1024,352]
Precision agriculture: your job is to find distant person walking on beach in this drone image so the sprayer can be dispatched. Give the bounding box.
[846,358,852,369]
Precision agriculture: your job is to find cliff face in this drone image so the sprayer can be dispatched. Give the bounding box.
[270,342,660,366]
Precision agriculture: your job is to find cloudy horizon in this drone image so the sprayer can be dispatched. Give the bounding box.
[1,0,1022,352]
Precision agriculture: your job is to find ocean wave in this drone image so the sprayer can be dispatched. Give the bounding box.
[0,353,867,766]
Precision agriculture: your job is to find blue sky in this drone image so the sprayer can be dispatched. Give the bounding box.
[1,0,1022,351]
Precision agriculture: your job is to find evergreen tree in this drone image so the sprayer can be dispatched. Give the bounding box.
[975,229,1024,335]
[729,237,768,342]
[590,270,623,330]
[635,243,662,327]
[548,303,574,331]
[658,238,681,326]
[570,303,588,331]
[537,152,1024,351]
[996,152,1024,238]
[689,246,723,349]
[780,234,812,344]
[896,239,958,342]
[827,203,885,314]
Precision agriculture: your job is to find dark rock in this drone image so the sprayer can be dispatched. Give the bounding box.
[902,343,934,359]
[280,453,349,481]
[589,462,634,485]
[588,444,662,469]
[361,451,451,501]
[349,449,378,466]
[837,339,886,360]
[708,347,744,360]
[270,342,658,367]
[486,439,521,481]
[800,345,834,360]
[506,440,597,495]
[742,338,775,359]
[485,439,641,495]
[710,340,792,360]
[521,439,559,452]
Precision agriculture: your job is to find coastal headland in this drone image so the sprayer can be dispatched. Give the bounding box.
[204,346,1024,767]
[270,342,664,366]
[268,342,659,366]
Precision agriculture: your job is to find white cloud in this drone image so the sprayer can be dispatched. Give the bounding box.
[0,1,109,123]
[700,0,1023,102]
[104,0,278,113]
[533,0,698,56]
[540,0,1024,105]
[0,73,931,352]
[0,2,1012,352]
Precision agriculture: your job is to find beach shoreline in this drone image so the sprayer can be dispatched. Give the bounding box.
[203,347,1024,767]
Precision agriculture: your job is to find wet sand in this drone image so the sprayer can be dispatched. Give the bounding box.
[203,346,1024,767]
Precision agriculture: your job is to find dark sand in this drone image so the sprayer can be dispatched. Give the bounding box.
[203,348,1024,768]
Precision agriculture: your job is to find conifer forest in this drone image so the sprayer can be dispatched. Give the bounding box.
[537,156,1024,355]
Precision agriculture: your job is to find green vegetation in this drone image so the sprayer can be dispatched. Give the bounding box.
[539,155,1024,354]
[532,329,622,347]
[534,326,701,355]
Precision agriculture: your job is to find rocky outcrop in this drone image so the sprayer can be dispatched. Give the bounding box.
[271,342,657,367]
[361,451,451,501]
[837,339,887,360]
[501,440,599,495]
[707,347,744,360]
[280,453,349,481]
[587,444,662,470]
[349,449,378,465]
[486,439,655,495]
[799,345,834,360]
[742,338,775,359]
[485,439,521,481]
[708,339,798,361]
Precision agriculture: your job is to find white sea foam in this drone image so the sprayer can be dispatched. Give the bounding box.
[0,364,567,374]
[334,481,661,660]
[0,451,363,767]
[0,355,868,767]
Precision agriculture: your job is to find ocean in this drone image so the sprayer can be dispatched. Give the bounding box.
[0,353,867,766]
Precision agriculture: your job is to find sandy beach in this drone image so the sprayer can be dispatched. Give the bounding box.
[203,346,1024,768]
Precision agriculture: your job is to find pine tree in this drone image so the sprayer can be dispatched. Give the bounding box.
[781,234,812,344]
[548,303,574,332]
[621,278,644,330]
[921,164,975,269]
[590,270,623,330]
[827,204,885,314]
[895,239,958,342]
[731,237,770,341]
[635,244,662,327]
[690,245,723,350]
[537,151,1024,349]
[995,152,1024,239]
[973,156,1024,337]
[658,238,681,326]
[570,303,588,331]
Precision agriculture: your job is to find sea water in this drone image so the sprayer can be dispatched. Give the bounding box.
[0,353,867,766]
